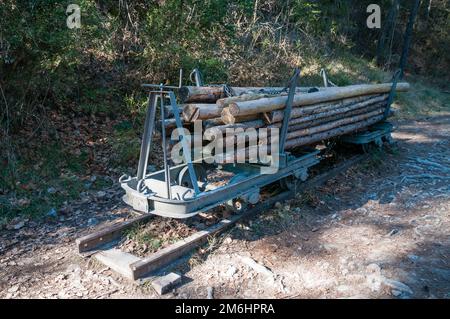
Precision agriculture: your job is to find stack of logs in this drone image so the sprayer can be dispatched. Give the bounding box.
[166,82,409,156]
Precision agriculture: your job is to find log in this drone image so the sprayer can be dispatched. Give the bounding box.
[230,87,321,96]
[204,114,262,127]
[180,86,324,103]
[163,105,182,118]
[227,82,410,117]
[182,104,223,122]
[179,86,225,103]
[286,107,386,140]
[283,102,387,132]
[204,126,269,147]
[204,120,266,135]
[221,107,262,124]
[285,114,386,149]
[204,117,225,127]
[209,101,388,143]
[216,93,279,108]
[268,94,387,123]
[272,95,388,126]
[213,144,274,164]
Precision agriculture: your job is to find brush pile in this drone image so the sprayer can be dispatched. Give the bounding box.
[164,82,409,158]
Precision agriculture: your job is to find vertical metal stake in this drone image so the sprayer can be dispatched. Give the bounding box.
[160,88,172,199]
[169,92,200,195]
[279,68,300,153]
[137,93,157,181]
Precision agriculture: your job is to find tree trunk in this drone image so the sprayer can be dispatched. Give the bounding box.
[221,107,262,124]
[182,103,223,122]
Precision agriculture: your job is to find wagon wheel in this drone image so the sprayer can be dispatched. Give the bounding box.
[226,198,249,213]
[177,164,207,190]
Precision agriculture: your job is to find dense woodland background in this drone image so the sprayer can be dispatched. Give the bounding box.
[1,1,449,220]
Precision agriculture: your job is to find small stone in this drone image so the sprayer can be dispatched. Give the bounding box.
[224,237,232,245]
[274,202,282,209]
[366,263,381,275]
[96,191,106,198]
[225,265,237,278]
[392,290,402,297]
[356,207,367,214]
[207,286,214,299]
[8,285,19,293]
[13,221,25,230]
[367,275,382,292]
[383,279,413,295]
[47,187,57,194]
[387,228,400,236]
[239,256,273,278]
[152,273,182,295]
[47,208,57,218]
[87,218,98,226]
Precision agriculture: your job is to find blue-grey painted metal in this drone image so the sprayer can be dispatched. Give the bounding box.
[121,150,320,218]
[124,69,324,219]
[137,93,157,181]
[159,86,172,199]
[341,121,394,146]
[190,68,203,87]
[279,68,300,153]
[169,91,201,196]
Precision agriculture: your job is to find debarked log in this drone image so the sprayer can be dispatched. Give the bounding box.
[270,97,388,129]
[204,120,266,135]
[179,86,225,103]
[268,94,387,123]
[180,86,324,103]
[227,82,409,117]
[285,114,386,149]
[182,104,223,122]
[216,93,280,108]
[283,102,388,132]
[221,107,262,124]
[286,108,386,140]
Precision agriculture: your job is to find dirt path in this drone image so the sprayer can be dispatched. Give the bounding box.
[1,116,449,299]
